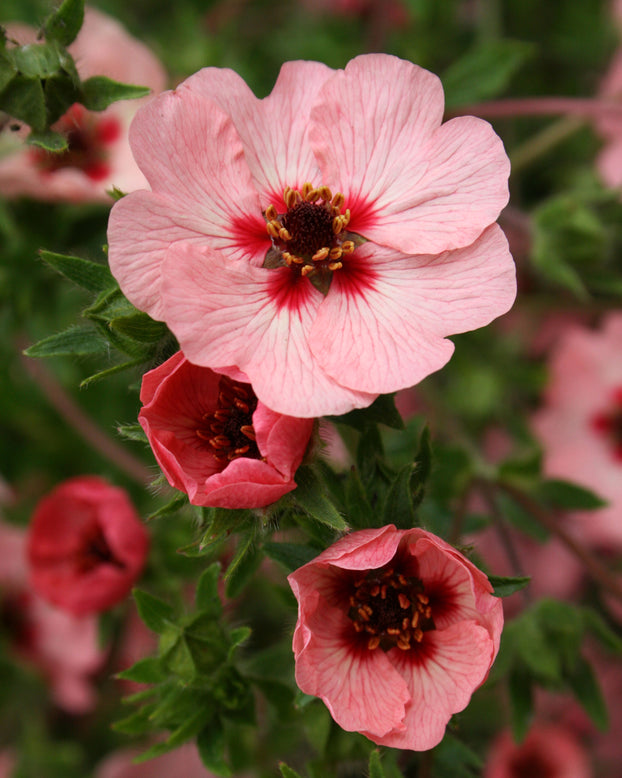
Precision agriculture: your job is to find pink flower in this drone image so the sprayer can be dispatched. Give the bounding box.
[27,476,149,615]
[0,7,166,202]
[532,313,622,550]
[0,520,106,713]
[484,725,592,778]
[94,744,216,778]
[108,53,515,418]
[287,525,503,751]
[138,352,313,508]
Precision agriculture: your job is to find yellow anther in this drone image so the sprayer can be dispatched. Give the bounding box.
[284,188,297,209]
[341,241,355,254]
[282,251,294,266]
[332,216,344,235]
[397,638,411,651]
[331,192,345,209]
[312,247,330,262]
[279,227,292,242]
[343,208,351,224]
[301,264,315,276]
[367,636,381,650]
[328,261,342,271]
[398,593,410,609]
[266,222,280,239]
[329,247,343,260]
[301,182,313,198]
[306,188,320,203]
[265,204,278,221]
[318,186,333,201]
[413,628,424,643]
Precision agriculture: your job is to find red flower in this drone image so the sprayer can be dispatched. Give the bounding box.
[27,477,149,615]
[138,352,313,508]
[288,525,503,751]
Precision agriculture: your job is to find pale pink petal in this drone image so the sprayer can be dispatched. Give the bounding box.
[597,137,622,188]
[310,54,509,253]
[312,225,515,394]
[382,622,494,751]
[160,243,376,417]
[183,61,334,204]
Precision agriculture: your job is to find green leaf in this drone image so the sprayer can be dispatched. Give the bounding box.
[147,493,189,520]
[252,677,294,718]
[9,43,63,79]
[0,53,17,93]
[26,130,68,152]
[508,667,532,742]
[566,655,609,731]
[433,734,483,778]
[133,589,175,634]
[197,719,231,777]
[116,424,149,443]
[488,575,531,597]
[43,0,85,46]
[411,425,432,509]
[109,313,168,343]
[302,700,331,756]
[195,563,221,612]
[24,325,107,357]
[116,657,167,684]
[334,393,404,431]
[515,613,561,682]
[369,749,386,778]
[535,479,608,510]
[279,762,305,778]
[382,463,418,529]
[294,465,348,532]
[43,71,81,124]
[582,607,622,653]
[443,40,534,108]
[344,466,374,529]
[113,703,158,735]
[0,74,46,130]
[80,75,150,111]
[263,541,318,572]
[39,250,114,293]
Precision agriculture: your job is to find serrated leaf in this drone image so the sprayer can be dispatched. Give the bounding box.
[133,589,175,634]
[39,250,114,293]
[116,657,166,684]
[27,130,68,152]
[279,763,305,778]
[508,668,532,742]
[195,563,221,612]
[81,75,150,111]
[566,655,609,731]
[117,424,149,443]
[197,719,231,777]
[112,703,157,735]
[383,463,418,529]
[24,324,107,357]
[0,74,46,130]
[369,750,385,778]
[334,393,404,431]
[294,466,348,531]
[43,0,85,46]
[225,537,262,599]
[147,492,189,520]
[263,541,318,572]
[109,313,168,343]
[488,575,531,597]
[535,479,607,510]
[43,71,82,124]
[443,39,534,108]
[80,357,146,388]
[9,43,63,79]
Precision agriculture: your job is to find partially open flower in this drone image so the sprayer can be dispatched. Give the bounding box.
[138,352,313,508]
[27,476,149,615]
[287,525,503,751]
[0,7,166,202]
[108,53,515,418]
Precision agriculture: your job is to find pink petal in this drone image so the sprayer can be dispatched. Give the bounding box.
[253,403,314,478]
[310,54,509,254]
[381,622,494,751]
[160,242,376,417]
[312,225,515,394]
[183,61,334,205]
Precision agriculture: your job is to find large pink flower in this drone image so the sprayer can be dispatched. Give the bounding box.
[287,525,503,751]
[484,725,592,778]
[0,520,106,713]
[0,7,167,202]
[108,54,515,418]
[27,476,149,615]
[532,313,622,549]
[138,352,313,508]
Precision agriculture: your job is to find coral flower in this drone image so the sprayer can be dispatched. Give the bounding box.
[138,352,313,508]
[287,525,503,751]
[108,54,516,418]
[532,313,622,550]
[0,520,106,713]
[27,476,149,615]
[0,7,166,202]
[484,725,592,778]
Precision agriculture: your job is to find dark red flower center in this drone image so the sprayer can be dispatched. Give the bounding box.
[509,748,556,778]
[196,376,260,462]
[0,592,35,651]
[348,566,435,651]
[590,386,622,462]
[75,523,125,573]
[31,103,121,181]
[264,183,356,285]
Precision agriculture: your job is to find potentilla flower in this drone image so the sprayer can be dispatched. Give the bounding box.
[27,476,149,615]
[108,54,516,418]
[287,525,503,751]
[484,725,592,778]
[0,7,166,202]
[138,352,313,508]
[532,313,622,549]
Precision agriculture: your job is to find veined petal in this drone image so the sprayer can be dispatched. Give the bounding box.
[108,189,268,318]
[183,61,334,206]
[382,622,494,751]
[311,226,515,394]
[160,243,376,418]
[310,54,509,254]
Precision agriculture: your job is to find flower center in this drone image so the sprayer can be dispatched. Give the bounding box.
[31,103,121,181]
[509,750,555,778]
[590,386,622,462]
[348,566,435,651]
[264,183,355,279]
[196,376,259,462]
[75,523,125,573]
